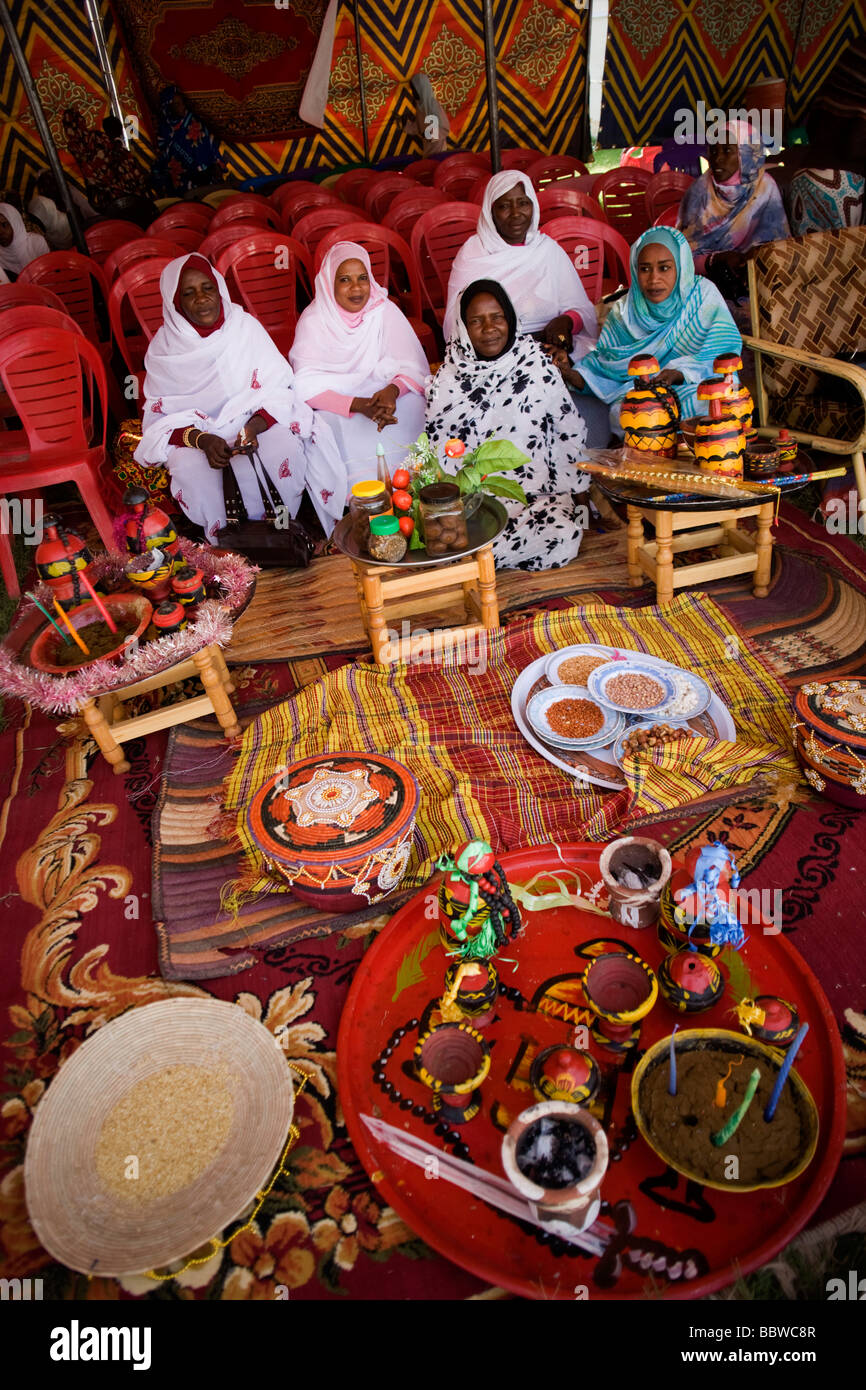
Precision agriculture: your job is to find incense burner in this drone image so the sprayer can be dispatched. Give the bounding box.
[599,836,671,928]
[501,1102,608,1232]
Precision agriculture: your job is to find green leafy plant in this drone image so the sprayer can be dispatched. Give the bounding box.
[403,432,528,547]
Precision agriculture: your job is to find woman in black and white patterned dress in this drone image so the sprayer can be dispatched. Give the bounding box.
[425,279,590,572]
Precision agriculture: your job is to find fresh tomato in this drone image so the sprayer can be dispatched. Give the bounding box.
[391,489,413,513]
[444,437,466,457]
[392,468,411,490]
[398,516,414,537]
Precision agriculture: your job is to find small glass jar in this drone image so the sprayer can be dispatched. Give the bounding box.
[419,483,468,557]
[368,513,407,563]
[349,480,392,552]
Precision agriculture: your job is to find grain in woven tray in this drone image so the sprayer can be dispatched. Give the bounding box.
[95,1063,235,1203]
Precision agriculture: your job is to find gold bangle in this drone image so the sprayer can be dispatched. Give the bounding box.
[183,427,202,449]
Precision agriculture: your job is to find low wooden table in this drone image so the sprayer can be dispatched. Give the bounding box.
[626,498,775,603]
[332,501,506,665]
[79,642,239,775]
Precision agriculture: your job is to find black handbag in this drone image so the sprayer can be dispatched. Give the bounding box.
[215,446,314,568]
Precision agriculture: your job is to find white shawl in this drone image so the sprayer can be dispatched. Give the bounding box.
[289,241,428,401]
[135,254,321,466]
[0,203,49,274]
[442,172,598,350]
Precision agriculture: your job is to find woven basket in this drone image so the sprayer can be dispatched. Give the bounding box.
[24,998,294,1277]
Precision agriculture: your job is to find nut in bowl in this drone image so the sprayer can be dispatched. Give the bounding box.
[614,720,695,768]
[543,644,614,688]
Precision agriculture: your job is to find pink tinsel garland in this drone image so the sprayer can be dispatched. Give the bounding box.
[0,540,257,716]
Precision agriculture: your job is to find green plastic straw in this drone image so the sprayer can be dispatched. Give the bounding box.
[710,1066,761,1146]
[25,591,70,643]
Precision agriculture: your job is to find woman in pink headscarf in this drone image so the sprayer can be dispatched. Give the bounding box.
[289,241,429,488]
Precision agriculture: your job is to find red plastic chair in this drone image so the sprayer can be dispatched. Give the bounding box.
[433,155,492,202]
[333,169,378,204]
[108,257,172,376]
[646,171,693,223]
[593,168,653,243]
[145,223,202,253]
[403,159,439,185]
[17,252,115,392]
[269,180,325,213]
[362,173,414,223]
[314,222,436,360]
[538,186,607,225]
[104,237,184,282]
[215,232,313,356]
[0,282,69,315]
[410,201,480,317]
[541,216,631,300]
[292,205,359,258]
[278,187,346,230]
[0,326,118,594]
[209,198,282,232]
[147,203,213,237]
[526,155,588,185]
[198,222,269,264]
[84,219,144,265]
[653,205,681,228]
[382,187,447,244]
[501,148,542,171]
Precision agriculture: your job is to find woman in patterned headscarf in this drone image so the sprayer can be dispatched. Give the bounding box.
[678,119,790,299]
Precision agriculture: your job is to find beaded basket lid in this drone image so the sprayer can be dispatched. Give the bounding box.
[246,751,420,868]
[794,680,866,752]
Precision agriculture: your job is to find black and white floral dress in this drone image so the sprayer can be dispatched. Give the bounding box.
[425,328,590,572]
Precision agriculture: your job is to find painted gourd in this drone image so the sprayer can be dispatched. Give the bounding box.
[713,353,754,439]
[122,486,180,565]
[34,515,93,610]
[694,377,745,479]
[619,355,681,458]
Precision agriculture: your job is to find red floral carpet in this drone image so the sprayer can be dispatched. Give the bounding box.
[1,505,864,1299]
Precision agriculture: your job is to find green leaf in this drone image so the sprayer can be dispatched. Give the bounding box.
[391,928,440,1000]
[483,477,528,503]
[457,463,482,491]
[474,439,530,472]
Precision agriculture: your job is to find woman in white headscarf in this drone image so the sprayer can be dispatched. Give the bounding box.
[427,279,590,572]
[290,241,428,488]
[443,171,598,357]
[134,253,347,543]
[403,73,450,156]
[0,202,49,277]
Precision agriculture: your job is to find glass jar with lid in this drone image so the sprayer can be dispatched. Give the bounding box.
[349,481,392,552]
[368,514,407,563]
[418,483,469,557]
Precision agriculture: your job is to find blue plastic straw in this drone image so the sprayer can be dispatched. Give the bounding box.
[668,1024,679,1095]
[764,1022,809,1121]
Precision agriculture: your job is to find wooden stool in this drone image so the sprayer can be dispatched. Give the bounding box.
[352,541,500,664]
[627,499,775,604]
[78,642,240,775]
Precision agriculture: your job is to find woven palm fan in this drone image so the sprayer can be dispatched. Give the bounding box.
[24,998,295,1277]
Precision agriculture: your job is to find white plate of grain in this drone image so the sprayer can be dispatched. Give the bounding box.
[24,998,295,1276]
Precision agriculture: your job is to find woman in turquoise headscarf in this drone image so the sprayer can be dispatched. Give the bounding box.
[558,227,742,432]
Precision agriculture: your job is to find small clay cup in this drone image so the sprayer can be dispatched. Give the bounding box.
[501,1102,608,1233]
[599,836,671,928]
[414,1021,490,1123]
[582,950,658,1048]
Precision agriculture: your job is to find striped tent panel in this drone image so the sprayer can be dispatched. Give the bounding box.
[599,0,866,148]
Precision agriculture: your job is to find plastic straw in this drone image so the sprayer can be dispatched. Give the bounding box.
[711,1067,761,1146]
[78,570,117,633]
[52,598,89,655]
[25,591,70,644]
[764,1023,809,1122]
[668,1024,679,1095]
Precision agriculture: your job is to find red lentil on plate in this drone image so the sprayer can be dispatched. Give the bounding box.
[547,697,605,739]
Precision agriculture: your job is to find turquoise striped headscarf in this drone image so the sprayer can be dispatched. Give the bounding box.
[577,227,741,417]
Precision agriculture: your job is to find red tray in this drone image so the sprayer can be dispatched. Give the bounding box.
[337,842,846,1300]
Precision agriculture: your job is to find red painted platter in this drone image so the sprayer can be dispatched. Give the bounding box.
[337,842,846,1300]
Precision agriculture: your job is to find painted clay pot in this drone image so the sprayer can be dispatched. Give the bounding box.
[793,680,866,809]
[438,842,497,952]
[414,1021,490,1123]
[34,515,93,610]
[122,486,180,565]
[745,442,781,479]
[659,873,723,957]
[694,377,745,479]
[245,752,419,911]
[581,950,658,1052]
[441,959,499,1027]
[152,598,187,636]
[125,548,174,602]
[713,352,754,438]
[619,355,681,458]
[599,836,672,928]
[658,948,725,1013]
[529,1046,600,1107]
[740,995,801,1048]
[29,595,153,674]
[172,564,206,610]
[501,1102,608,1232]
